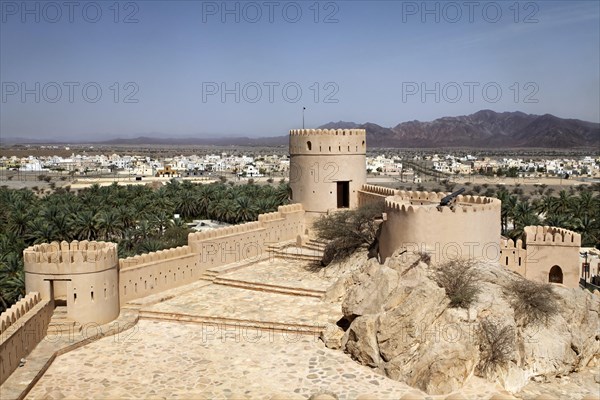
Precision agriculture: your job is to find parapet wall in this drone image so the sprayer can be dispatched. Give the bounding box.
[499,226,581,288]
[289,128,366,155]
[118,204,305,304]
[358,184,398,207]
[24,241,118,275]
[500,237,527,273]
[524,225,582,246]
[0,292,53,384]
[379,191,501,263]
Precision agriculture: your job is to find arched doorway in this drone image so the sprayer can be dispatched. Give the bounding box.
[549,265,563,284]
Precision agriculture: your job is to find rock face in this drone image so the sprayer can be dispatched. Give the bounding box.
[328,250,600,395]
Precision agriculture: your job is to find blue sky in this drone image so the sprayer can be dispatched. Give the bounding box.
[1,0,599,140]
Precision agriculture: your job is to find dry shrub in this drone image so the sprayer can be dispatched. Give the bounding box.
[476,317,515,378]
[314,202,385,266]
[433,259,480,308]
[506,279,561,326]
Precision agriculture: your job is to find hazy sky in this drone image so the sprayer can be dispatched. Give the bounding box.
[1,0,599,140]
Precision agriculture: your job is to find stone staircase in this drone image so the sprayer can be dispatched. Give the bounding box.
[138,310,325,336]
[266,239,327,263]
[213,276,325,298]
[199,258,263,282]
[200,269,219,282]
[48,306,81,335]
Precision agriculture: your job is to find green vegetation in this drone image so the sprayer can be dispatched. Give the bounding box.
[0,180,291,312]
[495,187,600,247]
[433,259,481,308]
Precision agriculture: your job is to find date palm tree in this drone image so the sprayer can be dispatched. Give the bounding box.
[510,201,541,240]
[554,190,574,215]
[234,196,258,223]
[97,210,123,241]
[0,253,25,312]
[74,210,99,241]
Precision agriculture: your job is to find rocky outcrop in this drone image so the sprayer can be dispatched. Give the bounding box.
[326,250,600,395]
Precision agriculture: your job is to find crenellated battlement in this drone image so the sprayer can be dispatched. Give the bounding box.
[360,184,398,197]
[524,225,581,246]
[289,129,367,156]
[289,128,366,137]
[277,203,303,213]
[188,221,264,243]
[384,191,500,214]
[119,245,193,270]
[500,237,525,250]
[23,241,118,275]
[0,292,42,333]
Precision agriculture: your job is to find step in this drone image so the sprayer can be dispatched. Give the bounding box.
[48,319,81,334]
[213,277,325,298]
[269,252,322,262]
[138,310,323,336]
[303,243,326,252]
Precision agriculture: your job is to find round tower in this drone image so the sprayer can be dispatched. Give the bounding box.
[378,191,501,264]
[23,241,120,325]
[289,129,367,219]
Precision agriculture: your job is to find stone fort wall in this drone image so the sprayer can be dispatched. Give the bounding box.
[289,129,367,219]
[360,184,582,288]
[379,190,502,263]
[357,184,398,207]
[119,204,305,304]
[24,241,120,325]
[0,293,53,384]
[11,204,305,383]
[501,226,581,288]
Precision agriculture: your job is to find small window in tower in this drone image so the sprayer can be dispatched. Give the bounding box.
[338,146,341,151]
[307,141,312,151]
[362,140,365,147]
[329,146,331,152]
[91,291,94,301]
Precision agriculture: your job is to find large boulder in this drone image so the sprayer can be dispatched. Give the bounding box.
[328,250,600,396]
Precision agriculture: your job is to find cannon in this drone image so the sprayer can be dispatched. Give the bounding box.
[439,188,465,208]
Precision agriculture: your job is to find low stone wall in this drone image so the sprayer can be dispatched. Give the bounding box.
[118,204,305,304]
[119,246,198,305]
[357,184,398,207]
[0,293,53,384]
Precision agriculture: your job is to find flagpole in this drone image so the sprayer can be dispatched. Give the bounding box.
[302,107,306,129]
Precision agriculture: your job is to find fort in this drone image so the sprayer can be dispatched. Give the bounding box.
[0,129,590,398]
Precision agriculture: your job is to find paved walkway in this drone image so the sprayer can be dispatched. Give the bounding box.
[10,255,594,400]
[26,319,421,400]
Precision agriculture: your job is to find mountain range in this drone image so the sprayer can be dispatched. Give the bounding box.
[3,110,598,148]
[319,110,599,148]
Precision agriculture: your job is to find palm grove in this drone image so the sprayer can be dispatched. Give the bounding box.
[0,179,291,312]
